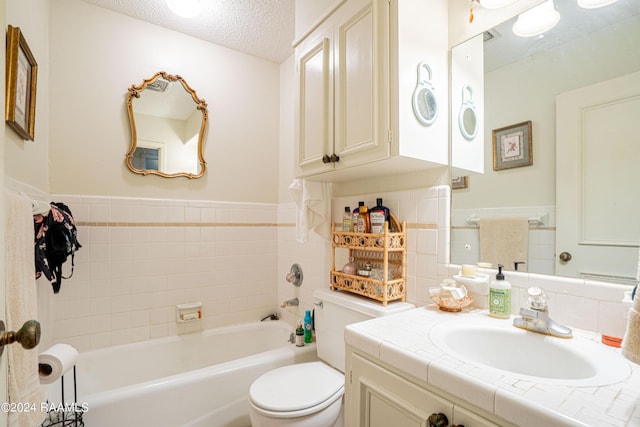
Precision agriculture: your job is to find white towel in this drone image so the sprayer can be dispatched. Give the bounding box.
[5,191,46,427]
[479,217,529,272]
[288,179,331,243]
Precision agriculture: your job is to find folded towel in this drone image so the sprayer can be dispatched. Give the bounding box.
[288,179,331,243]
[4,191,46,426]
[479,217,529,272]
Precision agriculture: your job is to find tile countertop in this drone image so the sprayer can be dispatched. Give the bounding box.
[344,305,640,427]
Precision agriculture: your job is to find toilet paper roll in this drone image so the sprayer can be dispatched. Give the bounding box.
[38,344,78,384]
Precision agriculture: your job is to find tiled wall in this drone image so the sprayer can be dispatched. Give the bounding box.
[45,195,279,352]
[11,181,630,353]
[277,185,451,325]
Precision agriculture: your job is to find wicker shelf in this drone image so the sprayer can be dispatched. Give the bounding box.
[330,219,406,306]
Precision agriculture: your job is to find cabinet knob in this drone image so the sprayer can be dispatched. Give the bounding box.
[428,413,449,427]
[322,154,331,163]
[330,154,340,163]
[0,320,41,357]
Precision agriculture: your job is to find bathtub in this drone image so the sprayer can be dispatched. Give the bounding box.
[75,321,317,427]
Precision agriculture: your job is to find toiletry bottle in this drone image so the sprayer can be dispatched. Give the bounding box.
[295,320,304,347]
[489,264,511,319]
[343,207,353,232]
[370,198,390,234]
[352,201,364,228]
[357,205,371,233]
[304,310,313,343]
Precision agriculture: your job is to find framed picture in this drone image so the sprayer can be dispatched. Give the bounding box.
[5,25,38,140]
[451,176,468,189]
[492,120,532,171]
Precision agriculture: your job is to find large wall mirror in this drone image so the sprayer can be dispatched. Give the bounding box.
[451,1,640,283]
[126,71,208,179]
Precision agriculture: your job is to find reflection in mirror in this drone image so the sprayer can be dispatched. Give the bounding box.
[451,1,640,283]
[126,72,208,178]
[458,85,478,140]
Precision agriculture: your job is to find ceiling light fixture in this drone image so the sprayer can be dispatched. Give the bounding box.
[577,0,619,9]
[166,0,201,18]
[479,0,518,9]
[512,0,561,37]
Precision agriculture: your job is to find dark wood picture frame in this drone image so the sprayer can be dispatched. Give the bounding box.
[492,120,532,171]
[451,176,468,189]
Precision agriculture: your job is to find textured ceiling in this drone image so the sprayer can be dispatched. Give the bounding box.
[79,0,295,64]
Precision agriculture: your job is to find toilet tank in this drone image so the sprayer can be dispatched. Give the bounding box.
[313,288,415,373]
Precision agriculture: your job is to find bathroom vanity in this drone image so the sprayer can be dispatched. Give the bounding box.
[344,307,640,427]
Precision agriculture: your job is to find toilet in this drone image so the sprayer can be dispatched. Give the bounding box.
[248,288,415,427]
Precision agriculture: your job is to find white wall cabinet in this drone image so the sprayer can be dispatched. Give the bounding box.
[346,350,505,427]
[294,0,449,181]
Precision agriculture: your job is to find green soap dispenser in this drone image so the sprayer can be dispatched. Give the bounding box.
[489,264,511,319]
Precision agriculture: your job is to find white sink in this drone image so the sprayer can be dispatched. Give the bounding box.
[429,318,631,386]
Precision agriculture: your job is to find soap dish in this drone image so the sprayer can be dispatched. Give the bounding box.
[429,288,473,312]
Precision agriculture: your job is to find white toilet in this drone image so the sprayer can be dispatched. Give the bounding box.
[248,288,415,427]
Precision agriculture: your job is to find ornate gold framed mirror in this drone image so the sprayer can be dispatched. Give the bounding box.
[126,71,208,178]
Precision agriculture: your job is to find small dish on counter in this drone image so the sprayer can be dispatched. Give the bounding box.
[429,285,473,312]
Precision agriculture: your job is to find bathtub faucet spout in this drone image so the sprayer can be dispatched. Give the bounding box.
[260,313,279,321]
[280,298,299,308]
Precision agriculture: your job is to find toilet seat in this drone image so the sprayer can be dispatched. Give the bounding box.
[249,362,344,418]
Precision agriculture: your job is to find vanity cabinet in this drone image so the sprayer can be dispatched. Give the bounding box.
[346,350,505,427]
[294,0,449,180]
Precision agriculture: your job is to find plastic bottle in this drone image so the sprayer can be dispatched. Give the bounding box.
[352,202,365,228]
[295,320,304,347]
[370,198,390,234]
[489,264,511,319]
[343,206,353,232]
[304,310,313,343]
[357,205,371,233]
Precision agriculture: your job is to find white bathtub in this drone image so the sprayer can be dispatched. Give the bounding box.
[76,321,317,427]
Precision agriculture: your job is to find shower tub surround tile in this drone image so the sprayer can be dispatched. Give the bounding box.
[38,184,634,354]
[47,195,279,351]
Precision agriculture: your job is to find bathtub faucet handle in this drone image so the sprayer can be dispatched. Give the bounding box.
[286,264,303,287]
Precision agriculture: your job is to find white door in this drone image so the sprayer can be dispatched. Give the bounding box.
[556,71,640,282]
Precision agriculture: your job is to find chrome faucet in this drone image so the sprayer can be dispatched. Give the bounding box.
[513,287,572,338]
[280,298,299,308]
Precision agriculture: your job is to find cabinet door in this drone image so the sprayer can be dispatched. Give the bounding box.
[295,27,334,176]
[333,0,390,168]
[349,353,453,427]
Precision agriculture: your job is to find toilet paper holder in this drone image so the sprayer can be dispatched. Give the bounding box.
[0,319,41,356]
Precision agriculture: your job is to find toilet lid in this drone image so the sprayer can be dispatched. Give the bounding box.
[249,362,344,413]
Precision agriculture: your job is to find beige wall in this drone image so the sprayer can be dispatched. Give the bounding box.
[48,0,280,203]
[5,0,49,191]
